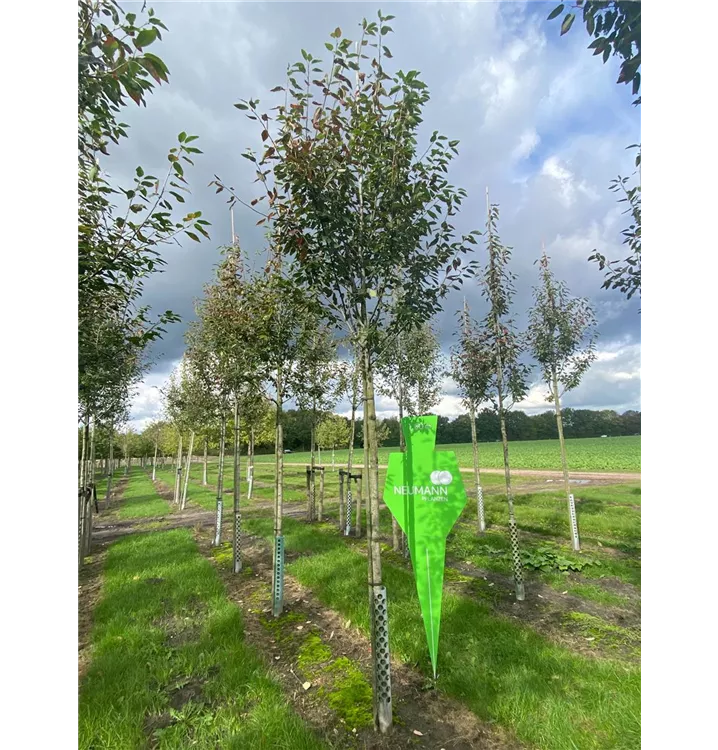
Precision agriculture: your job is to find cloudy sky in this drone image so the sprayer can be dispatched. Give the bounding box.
[110,0,640,431]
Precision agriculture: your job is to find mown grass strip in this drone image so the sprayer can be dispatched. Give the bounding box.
[244,515,640,750]
[116,468,173,519]
[79,527,326,750]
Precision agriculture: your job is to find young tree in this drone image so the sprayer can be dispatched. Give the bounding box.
[450,299,493,534]
[479,191,531,601]
[296,322,341,522]
[197,243,265,571]
[316,414,351,469]
[376,319,443,551]
[239,391,274,500]
[186,287,233,550]
[527,251,597,550]
[221,15,480,731]
[78,1,209,458]
[246,257,317,615]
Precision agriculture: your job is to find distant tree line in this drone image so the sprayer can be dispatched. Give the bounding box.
[82,407,640,459]
[228,406,641,453]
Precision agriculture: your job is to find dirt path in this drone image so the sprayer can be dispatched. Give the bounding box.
[278,462,640,482]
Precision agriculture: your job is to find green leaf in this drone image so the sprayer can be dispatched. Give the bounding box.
[185,231,201,242]
[560,13,575,35]
[234,102,249,110]
[135,28,157,49]
[178,132,187,142]
[547,5,564,21]
[330,27,341,38]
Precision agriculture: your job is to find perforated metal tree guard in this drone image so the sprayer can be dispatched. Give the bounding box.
[272,535,284,617]
[233,511,242,573]
[345,486,353,536]
[306,467,314,522]
[508,516,525,601]
[370,585,392,731]
[338,471,346,531]
[478,485,486,533]
[214,499,223,547]
[568,493,580,551]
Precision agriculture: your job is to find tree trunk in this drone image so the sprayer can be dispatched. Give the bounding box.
[308,416,316,522]
[497,387,525,601]
[343,373,358,533]
[318,467,325,522]
[213,417,226,546]
[202,436,208,486]
[552,372,580,551]
[233,397,242,573]
[89,421,96,520]
[78,416,89,566]
[152,436,158,481]
[181,431,195,510]
[469,403,486,534]
[248,426,255,501]
[392,389,404,552]
[272,380,285,617]
[174,433,183,504]
[106,428,114,504]
[357,404,367,539]
[361,342,392,733]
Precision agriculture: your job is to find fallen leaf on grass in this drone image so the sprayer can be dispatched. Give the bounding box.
[413,729,424,736]
[302,681,311,690]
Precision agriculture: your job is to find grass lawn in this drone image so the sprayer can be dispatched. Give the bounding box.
[79,526,326,750]
[115,469,173,519]
[243,515,640,750]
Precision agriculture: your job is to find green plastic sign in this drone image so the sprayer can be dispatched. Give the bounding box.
[383,415,467,678]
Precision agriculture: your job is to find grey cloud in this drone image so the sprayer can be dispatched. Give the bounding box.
[111,0,639,423]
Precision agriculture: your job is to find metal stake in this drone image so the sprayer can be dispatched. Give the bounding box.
[568,493,580,551]
[272,535,285,617]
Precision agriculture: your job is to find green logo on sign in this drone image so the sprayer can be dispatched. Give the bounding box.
[383,415,467,678]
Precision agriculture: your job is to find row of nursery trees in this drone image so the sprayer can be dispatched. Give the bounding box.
[120,17,598,733]
[78,3,639,735]
[86,404,639,463]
